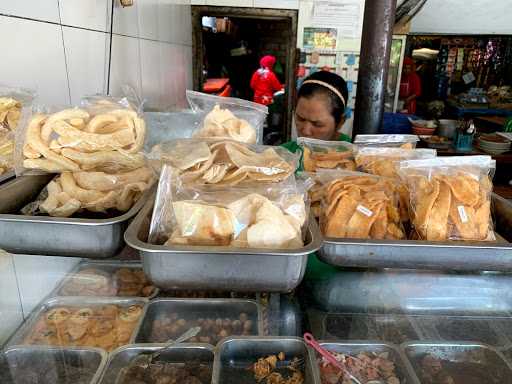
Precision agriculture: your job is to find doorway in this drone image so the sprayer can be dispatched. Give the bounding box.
[192,6,298,143]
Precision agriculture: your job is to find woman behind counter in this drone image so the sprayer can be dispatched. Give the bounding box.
[282,70,351,153]
[282,71,351,279]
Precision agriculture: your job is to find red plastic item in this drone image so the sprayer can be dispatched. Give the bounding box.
[303,333,362,384]
[203,78,230,94]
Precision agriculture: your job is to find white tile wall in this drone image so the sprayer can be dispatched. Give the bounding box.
[205,0,253,7]
[0,15,70,106]
[140,39,164,108]
[0,0,60,23]
[191,0,299,8]
[13,255,80,317]
[59,0,112,32]
[62,27,109,105]
[109,34,143,101]
[0,252,23,345]
[113,0,139,37]
[254,0,299,9]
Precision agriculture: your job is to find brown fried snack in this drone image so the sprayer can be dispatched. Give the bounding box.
[321,175,405,240]
[303,146,356,172]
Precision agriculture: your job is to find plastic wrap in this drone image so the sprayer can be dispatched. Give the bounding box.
[187,90,267,144]
[316,170,405,240]
[399,155,496,241]
[354,134,419,148]
[149,139,298,186]
[148,164,309,249]
[15,100,147,175]
[356,148,437,222]
[0,85,34,175]
[22,167,154,217]
[297,137,357,172]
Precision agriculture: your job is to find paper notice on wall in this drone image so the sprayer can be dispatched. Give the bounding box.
[312,0,363,38]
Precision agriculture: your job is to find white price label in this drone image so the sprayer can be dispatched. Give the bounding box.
[458,205,468,223]
[356,204,373,217]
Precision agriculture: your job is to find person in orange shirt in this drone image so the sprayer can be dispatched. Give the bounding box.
[399,57,422,114]
[250,55,283,106]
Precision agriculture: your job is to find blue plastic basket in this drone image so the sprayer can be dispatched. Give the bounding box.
[381,113,415,134]
[454,130,474,152]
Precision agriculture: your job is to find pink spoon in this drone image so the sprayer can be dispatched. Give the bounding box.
[304,332,363,384]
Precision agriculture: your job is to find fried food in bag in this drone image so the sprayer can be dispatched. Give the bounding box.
[298,137,356,172]
[399,156,495,241]
[150,139,297,185]
[194,105,257,144]
[318,171,405,240]
[356,148,436,221]
[149,165,308,249]
[17,101,146,174]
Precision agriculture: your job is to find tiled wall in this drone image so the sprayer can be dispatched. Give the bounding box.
[190,0,299,9]
[0,0,193,109]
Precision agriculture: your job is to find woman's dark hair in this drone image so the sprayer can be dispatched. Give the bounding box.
[298,71,349,126]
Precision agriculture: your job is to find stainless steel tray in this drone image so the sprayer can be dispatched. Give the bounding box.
[134,298,262,344]
[0,170,15,184]
[1,345,107,384]
[51,261,159,300]
[402,342,512,384]
[322,314,424,345]
[314,342,420,384]
[125,198,322,292]
[7,297,148,349]
[0,175,150,258]
[98,343,214,384]
[413,316,512,348]
[212,337,319,384]
[319,193,512,271]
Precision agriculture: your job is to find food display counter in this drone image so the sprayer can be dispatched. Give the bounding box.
[2,95,512,384]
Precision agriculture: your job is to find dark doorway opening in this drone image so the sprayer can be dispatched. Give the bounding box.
[192,6,298,143]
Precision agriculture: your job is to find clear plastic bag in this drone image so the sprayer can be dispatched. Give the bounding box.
[187,90,267,144]
[356,147,437,222]
[399,155,496,242]
[81,94,144,115]
[15,100,147,175]
[148,139,298,186]
[354,134,419,148]
[21,167,155,217]
[148,164,309,250]
[316,169,405,240]
[297,137,357,172]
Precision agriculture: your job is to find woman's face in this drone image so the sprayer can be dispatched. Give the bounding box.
[295,95,337,140]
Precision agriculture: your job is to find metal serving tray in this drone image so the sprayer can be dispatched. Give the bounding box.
[319,193,512,271]
[51,261,159,299]
[134,298,262,343]
[0,345,107,384]
[125,198,322,292]
[0,170,15,184]
[7,297,148,349]
[0,175,150,258]
[213,337,319,384]
[98,344,214,384]
[314,342,420,384]
[413,316,511,348]
[402,342,512,384]
[323,314,424,345]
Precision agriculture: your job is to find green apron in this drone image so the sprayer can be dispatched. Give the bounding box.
[281,133,352,280]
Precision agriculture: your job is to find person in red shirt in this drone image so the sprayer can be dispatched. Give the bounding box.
[399,57,422,114]
[250,55,283,106]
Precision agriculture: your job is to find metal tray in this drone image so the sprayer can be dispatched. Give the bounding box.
[413,316,511,348]
[134,298,262,344]
[0,345,107,384]
[212,337,319,384]
[0,175,150,258]
[402,342,512,384]
[313,342,420,384]
[51,261,159,299]
[323,314,424,345]
[7,297,148,349]
[98,344,214,384]
[124,198,322,292]
[0,170,15,184]
[319,193,512,272]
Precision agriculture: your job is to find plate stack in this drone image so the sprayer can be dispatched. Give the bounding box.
[477,134,512,155]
